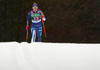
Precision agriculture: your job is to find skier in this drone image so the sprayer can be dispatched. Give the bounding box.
[26,3,46,42]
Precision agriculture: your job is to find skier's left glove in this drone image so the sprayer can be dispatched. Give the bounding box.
[26,25,29,30]
[39,15,46,21]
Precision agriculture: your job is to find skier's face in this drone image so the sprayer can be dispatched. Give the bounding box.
[33,6,38,12]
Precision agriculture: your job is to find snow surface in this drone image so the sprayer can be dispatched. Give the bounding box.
[0,42,100,70]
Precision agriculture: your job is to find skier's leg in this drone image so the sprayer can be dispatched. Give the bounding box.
[31,27,36,42]
[36,26,42,42]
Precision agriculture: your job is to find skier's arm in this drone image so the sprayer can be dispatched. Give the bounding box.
[40,10,46,21]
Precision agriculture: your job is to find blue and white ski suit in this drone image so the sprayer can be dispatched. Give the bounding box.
[27,9,46,42]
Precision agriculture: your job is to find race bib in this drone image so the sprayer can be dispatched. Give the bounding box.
[31,13,41,21]
[31,13,41,17]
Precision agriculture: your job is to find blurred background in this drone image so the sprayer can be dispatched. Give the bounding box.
[0,0,100,43]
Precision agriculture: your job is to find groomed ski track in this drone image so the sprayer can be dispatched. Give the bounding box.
[0,42,100,70]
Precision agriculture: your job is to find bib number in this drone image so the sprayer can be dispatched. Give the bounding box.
[33,17,39,21]
[31,13,41,21]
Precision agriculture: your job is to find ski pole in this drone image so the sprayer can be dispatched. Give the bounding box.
[26,29,28,41]
[41,16,47,38]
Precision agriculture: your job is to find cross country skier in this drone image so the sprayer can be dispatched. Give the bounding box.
[26,3,46,42]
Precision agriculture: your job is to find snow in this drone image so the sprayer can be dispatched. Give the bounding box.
[0,42,100,70]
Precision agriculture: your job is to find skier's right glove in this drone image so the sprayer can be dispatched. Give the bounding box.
[26,25,29,30]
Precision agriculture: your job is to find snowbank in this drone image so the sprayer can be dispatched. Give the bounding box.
[0,42,100,70]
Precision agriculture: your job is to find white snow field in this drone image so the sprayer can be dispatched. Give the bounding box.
[0,42,100,70]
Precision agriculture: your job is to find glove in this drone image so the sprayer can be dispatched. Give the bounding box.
[39,15,46,21]
[26,25,29,30]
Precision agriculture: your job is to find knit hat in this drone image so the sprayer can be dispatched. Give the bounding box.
[32,3,38,7]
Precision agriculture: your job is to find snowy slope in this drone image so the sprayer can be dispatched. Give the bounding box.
[0,42,100,70]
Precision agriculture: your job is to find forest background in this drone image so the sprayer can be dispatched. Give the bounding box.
[0,0,100,43]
